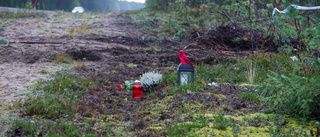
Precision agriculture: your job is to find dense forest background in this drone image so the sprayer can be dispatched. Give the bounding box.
[0,0,144,12]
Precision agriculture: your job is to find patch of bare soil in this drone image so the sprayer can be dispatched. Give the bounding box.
[0,11,147,103]
[0,63,63,102]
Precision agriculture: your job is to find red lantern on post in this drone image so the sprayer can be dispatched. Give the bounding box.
[132,80,143,99]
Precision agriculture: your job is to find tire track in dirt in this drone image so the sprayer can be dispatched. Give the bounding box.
[0,11,143,104]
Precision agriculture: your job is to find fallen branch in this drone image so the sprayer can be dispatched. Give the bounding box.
[217,10,237,27]
[10,41,67,44]
[218,10,272,25]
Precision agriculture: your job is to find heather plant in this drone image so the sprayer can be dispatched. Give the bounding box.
[140,71,162,90]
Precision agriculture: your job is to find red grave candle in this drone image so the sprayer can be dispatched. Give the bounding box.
[132,80,143,99]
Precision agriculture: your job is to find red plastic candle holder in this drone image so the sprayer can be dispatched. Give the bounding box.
[132,80,143,99]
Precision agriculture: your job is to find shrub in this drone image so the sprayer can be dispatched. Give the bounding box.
[140,71,162,90]
[257,71,320,117]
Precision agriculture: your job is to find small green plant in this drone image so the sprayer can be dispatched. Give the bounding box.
[124,80,134,90]
[174,29,186,39]
[43,74,87,96]
[145,45,162,52]
[146,46,155,52]
[238,91,260,103]
[0,39,8,44]
[167,114,208,136]
[0,27,5,31]
[45,119,80,136]
[166,82,207,95]
[159,73,177,87]
[128,63,137,68]
[6,118,81,136]
[6,118,39,136]
[305,57,320,71]
[53,54,73,64]
[23,95,75,118]
[37,69,50,74]
[212,113,233,130]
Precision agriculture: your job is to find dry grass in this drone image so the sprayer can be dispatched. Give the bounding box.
[246,60,256,84]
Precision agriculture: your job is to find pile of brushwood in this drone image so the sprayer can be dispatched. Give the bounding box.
[189,24,306,52]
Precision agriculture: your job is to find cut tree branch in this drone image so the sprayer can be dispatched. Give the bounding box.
[217,10,237,26]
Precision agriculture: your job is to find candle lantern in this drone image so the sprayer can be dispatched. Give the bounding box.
[132,80,143,99]
[177,62,194,85]
[177,50,194,85]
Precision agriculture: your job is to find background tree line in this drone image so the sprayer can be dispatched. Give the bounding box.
[0,0,144,12]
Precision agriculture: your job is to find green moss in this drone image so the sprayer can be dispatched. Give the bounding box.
[147,126,163,132]
[214,94,227,100]
[189,113,318,136]
[238,83,256,87]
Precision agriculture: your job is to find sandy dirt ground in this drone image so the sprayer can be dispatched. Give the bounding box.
[0,11,145,104]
